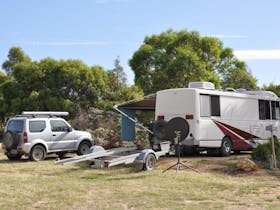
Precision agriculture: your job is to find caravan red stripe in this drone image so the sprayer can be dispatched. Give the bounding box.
[213,120,253,149]
[213,120,260,140]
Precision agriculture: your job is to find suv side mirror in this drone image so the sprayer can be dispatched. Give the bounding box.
[67,127,73,132]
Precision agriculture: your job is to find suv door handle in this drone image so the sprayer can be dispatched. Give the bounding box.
[53,134,56,136]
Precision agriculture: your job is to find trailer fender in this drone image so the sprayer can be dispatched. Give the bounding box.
[133,149,157,170]
[137,149,158,162]
[87,145,105,154]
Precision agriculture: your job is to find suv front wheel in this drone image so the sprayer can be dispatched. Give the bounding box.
[77,141,92,155]
[30,145,46,161]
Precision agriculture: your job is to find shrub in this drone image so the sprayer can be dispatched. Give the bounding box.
[252,137,280,162]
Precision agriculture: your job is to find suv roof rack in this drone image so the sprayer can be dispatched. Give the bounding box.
[18,111,69,118]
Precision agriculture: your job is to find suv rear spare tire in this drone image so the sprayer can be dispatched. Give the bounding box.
[3,131,20,150]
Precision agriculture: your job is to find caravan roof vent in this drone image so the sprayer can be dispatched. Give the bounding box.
[188,82,215,90]
[225,88,236,92]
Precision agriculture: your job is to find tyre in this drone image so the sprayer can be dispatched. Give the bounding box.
[2,131,19,150]
[77,141,92,155]
[220,137,232,157]
[153,120,167,140]
[143,153,157,171]
[30,145,46,161]
[6,153,22,161]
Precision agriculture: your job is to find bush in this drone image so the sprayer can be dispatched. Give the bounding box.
[252,137,280,162]
[70,108,121,149]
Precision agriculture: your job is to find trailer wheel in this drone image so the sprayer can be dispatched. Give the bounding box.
[220,137,232,157]
[143,154,156,171]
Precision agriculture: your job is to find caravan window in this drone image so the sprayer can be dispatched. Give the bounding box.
[200,94,220,117]
[259,100,271,120]
[211,95,221,116]
[275,102,280,120]
[272,101,276,120]
[200,95,211,117]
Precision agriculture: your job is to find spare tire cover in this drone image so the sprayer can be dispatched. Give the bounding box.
[165,117,189,142]
[3,131,20,150]
[153,120,167,140]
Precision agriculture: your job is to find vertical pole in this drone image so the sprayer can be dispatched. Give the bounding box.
[271,133,277,169]
[270,101,277,169]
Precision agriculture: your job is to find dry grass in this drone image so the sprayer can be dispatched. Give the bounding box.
[0,149,280,210]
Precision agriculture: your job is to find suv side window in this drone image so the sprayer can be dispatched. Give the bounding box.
[50,120,69,132]
[29,121,46,133]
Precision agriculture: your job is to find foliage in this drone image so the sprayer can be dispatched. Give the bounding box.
[69,108,121,149]
[251,137,280,162]
[219,59,257,89]
[2,47,31,75]
[129,29,257,94]
[98,56,143,110]
[0,48,143,122]
[264,83,280,96]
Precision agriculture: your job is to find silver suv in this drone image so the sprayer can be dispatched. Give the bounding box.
[2,111,94,161]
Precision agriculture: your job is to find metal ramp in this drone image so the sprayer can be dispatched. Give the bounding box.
[55,146,137,165]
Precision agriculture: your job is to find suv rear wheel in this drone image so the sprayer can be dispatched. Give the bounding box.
[30,145,46,161]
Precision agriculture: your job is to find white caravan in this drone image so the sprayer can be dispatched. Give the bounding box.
[154,82,280,155]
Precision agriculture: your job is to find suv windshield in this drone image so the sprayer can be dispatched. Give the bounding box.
[7,120,24,133]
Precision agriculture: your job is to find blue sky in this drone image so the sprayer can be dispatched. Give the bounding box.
[1,0,280,87]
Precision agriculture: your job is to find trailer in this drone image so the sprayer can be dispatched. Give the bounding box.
[55,141,170,170]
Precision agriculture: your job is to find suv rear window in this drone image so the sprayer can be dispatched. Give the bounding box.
[7,120,24,133]
[29,121,46,133]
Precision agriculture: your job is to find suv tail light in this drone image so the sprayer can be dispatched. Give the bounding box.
[23,132,28,143]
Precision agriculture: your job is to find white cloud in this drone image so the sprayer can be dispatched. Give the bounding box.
[206,34,248,39]
[234,50,280,60]
[30,41,109,46]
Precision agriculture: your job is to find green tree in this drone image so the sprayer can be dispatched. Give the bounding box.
[218,49,257,89]
[0,47,143,121]
[112,56,127,87]
[2,47,31,75]
[264,83,280,96]
[98,57,143,109]
[130,29,257,94]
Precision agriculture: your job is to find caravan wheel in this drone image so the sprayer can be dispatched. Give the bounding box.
[220,137,232,157]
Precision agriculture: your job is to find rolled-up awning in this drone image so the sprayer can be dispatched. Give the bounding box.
[117,94,156,111]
